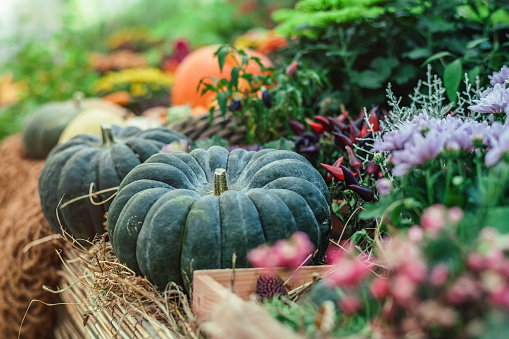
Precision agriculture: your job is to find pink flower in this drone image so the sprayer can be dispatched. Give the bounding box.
[339,295,362,316]
[408,225,423,242]
[246,245,277,269]
[490,286,509,308]
[271,231,315,268]
[467,253,486,271]
[420,204,446,235]
[390,274,417,305]
[430,264,449,286]
[246,231,315,270]
[326,250,372,287]
[446,275,481,304]
[370,276,389,299]
[447,207,464,224]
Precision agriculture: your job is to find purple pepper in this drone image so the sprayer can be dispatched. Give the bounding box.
[262,90,272,108]
[348,184,375,202]
[229,99,242,112]
[340,165,358,186]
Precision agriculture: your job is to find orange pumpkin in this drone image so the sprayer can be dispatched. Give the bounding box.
[171,45,273,109]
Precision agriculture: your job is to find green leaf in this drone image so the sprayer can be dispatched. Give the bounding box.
[466,37,489,50]
[241,54,249,66]
[275,91,286,108]
[215,46,229,72]
[483,207,509,233]
[352,70,384,89]
[351,229,373,245]
[230,66,241,90]
[262,138,295,151]
[217,91,228,117]
[359,195,393,220]
[421,51,455,66]
[403,48,431,60]
[443,59,462,103]
[467,66,481,83]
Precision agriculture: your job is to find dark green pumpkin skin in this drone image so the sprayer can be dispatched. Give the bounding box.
[107,146,331,290]
[22,101,80,158]
[39,125,189,241]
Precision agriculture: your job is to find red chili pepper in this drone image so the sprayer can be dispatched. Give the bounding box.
[309,122,324,134]
[360,125,369,138]
[314,115,333,132]
[321,163,344,181]
[326,157,344,182]
[340,165,358,186]
[338,111,349,122]
[348,184,375,202]
[369,109,380,132]
[365,160,381,176]
[285,61,298,78]
[349,123,361,143]
[288,120,305,135]
[346,145,363,169]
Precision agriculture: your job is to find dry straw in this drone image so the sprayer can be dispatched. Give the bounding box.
[49,229,202,339]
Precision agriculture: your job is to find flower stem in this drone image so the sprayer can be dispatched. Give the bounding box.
[425,168,433,206]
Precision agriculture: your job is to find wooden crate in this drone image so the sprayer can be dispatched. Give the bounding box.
[192,265,333,321]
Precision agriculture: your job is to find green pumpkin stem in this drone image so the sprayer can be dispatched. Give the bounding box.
[214,168,229,196]
[100,123,117,147]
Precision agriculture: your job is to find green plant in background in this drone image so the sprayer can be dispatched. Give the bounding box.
[201,45,328,144]
[0,37,100,141]
[272,0,509,111]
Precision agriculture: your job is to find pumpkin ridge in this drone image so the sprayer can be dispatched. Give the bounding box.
[113,187,172,275]
[109,143,142,179]
[123,138,161,162]
[245,159,330,202]
[270,188,321,251]
[86,152,107,236]
[145,153,202,187]
[107,179,173,238]
[57,148,98,239]
[118,163,196,192]
[138,194,197,287]
[246,188,297,243]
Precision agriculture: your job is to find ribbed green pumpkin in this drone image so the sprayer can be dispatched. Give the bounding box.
[107,146,331,290]
[39,124,189,241]
[22,94,125,159]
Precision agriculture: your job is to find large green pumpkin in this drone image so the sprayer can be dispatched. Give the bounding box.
[39,124,189,241]
[22,93,126,159]
[107,146,331,290]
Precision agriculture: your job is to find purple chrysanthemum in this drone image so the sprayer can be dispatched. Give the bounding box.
[489,65,509,87]
[373,113,489,176]
[468,84,509,115]
[484,121,509,167]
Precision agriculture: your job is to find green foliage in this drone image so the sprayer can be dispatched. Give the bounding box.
[0,36,100,141]
[202,45,328,144]
[272,0,509,111]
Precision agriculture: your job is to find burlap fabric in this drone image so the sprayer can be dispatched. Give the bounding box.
[0,135,63,339]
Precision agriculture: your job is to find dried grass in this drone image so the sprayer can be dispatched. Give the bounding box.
[51,230,203,339]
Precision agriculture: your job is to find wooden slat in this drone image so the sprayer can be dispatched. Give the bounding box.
[192,265,332,321]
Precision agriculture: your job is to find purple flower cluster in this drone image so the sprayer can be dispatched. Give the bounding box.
[484,120,509,166]
[373,113,489,176]
[468,83,509,115]
[489,65,509,87]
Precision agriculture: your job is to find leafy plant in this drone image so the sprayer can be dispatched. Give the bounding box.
[201,45,328,144]
[272,0,509,111]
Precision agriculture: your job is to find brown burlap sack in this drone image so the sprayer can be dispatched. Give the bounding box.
[0,135,63,339]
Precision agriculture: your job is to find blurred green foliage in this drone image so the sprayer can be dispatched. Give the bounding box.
[273,0,509,111]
